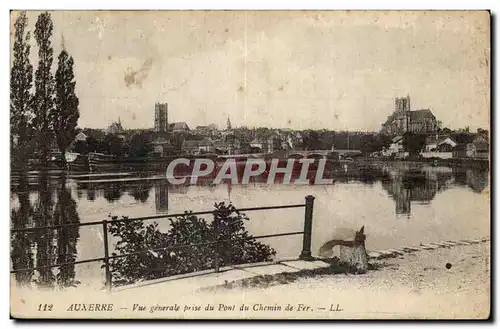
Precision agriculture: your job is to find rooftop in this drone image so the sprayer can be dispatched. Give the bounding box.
[169,122,190,130]
[382,108,436,127]
[409,109,436,121]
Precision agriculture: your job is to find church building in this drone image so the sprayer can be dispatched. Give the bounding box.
[381,95,439,135]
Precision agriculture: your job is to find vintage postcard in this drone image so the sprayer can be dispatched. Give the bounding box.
[9,10,490,319]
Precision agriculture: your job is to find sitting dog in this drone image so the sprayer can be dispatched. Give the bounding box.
[318,226,368,273]
[318,226,366,258]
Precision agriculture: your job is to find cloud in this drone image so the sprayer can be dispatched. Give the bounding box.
[124,58,154,88]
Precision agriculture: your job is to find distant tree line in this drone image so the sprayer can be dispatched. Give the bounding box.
[11,11,79,169]
[75,128,397,157]
[72,130,154,158]
[72,124,489,158]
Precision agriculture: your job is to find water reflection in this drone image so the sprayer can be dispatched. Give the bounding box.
[10,163,489,288]
[378,165,488,216]
[86,183,96,201]
[129,182,152,203]
[53,176,81,287]
[380,167,450,216]
[33,173,56,288]
[11,173,81,288]
[155,183,168,212]
[11,173,35,286]
[454,167,489,194]
[103,182,125,203]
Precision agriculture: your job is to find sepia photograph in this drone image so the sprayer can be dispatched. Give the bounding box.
[9,9,490,319]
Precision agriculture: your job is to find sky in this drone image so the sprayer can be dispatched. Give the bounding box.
[13,11,490,132]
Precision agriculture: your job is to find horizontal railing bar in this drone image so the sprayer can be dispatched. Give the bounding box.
[10,220,107,233]
[9,231,304,274]
[109,231,304,260]
[10,257,105,274]
[10,204,305,233]
[251,231,304,240]
[111,204,305,224]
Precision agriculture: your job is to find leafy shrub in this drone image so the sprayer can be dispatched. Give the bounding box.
[107,202,276,286]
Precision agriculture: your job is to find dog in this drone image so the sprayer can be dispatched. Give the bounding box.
[318,226,366,259]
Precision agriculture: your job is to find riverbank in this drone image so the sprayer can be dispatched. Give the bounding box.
[359,157,489,169]
[10,238,489,319]
[200,239,490,319]
[12,151,489,176]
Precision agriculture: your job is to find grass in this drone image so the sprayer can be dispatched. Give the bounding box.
[200,257,390,292]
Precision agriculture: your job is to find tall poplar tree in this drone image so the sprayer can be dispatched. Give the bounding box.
[54,44,79,163]
[10,11,34,168]
[33,12,55,166]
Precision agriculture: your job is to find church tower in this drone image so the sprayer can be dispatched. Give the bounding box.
[155,103,168,134]
[393,95,411,134]
[226,115,232,130]
[395,94,411,112]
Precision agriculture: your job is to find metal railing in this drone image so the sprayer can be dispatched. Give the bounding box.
[10,195,315,292]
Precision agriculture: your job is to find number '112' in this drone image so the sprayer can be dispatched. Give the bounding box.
[38,304,53,311]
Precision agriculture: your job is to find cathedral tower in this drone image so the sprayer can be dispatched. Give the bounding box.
[395,94,411,112]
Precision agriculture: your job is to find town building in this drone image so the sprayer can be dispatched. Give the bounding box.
[381,95,439,135]
[452,134,489,159]
[420,134,457,159]
[472,134,490,159]
[249,135,281,153]
[195,125,211,135]
[198,138,215,153]
[106,117,124,135]
[169,122,190,134]
[65,132,89,153]
[281,136,294,150]
[74,132,88,142]
[213,136,241,155]
[424,135,457,152]
[154,103,168,134]
[181,140,200,154]
[195,124,218,137]
[249,138,266,153]
[179,124,241,155]
[381,135,406,158]
[180,137,221,155]
[266,135,281,153]
[152,136,173,157]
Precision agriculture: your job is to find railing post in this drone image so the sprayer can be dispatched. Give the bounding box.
[102,220,112,292]
[214,216,220,273]
[299,195,315,261]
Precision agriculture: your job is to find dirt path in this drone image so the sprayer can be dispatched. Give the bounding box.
[10,241,490,319]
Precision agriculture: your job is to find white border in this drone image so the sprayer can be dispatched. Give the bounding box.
[1,1,498,328]
[3,0,500,10]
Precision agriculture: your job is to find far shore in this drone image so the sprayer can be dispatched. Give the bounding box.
[11,153,489,175]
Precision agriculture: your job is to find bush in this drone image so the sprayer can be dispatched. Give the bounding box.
[107,202,276,287]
